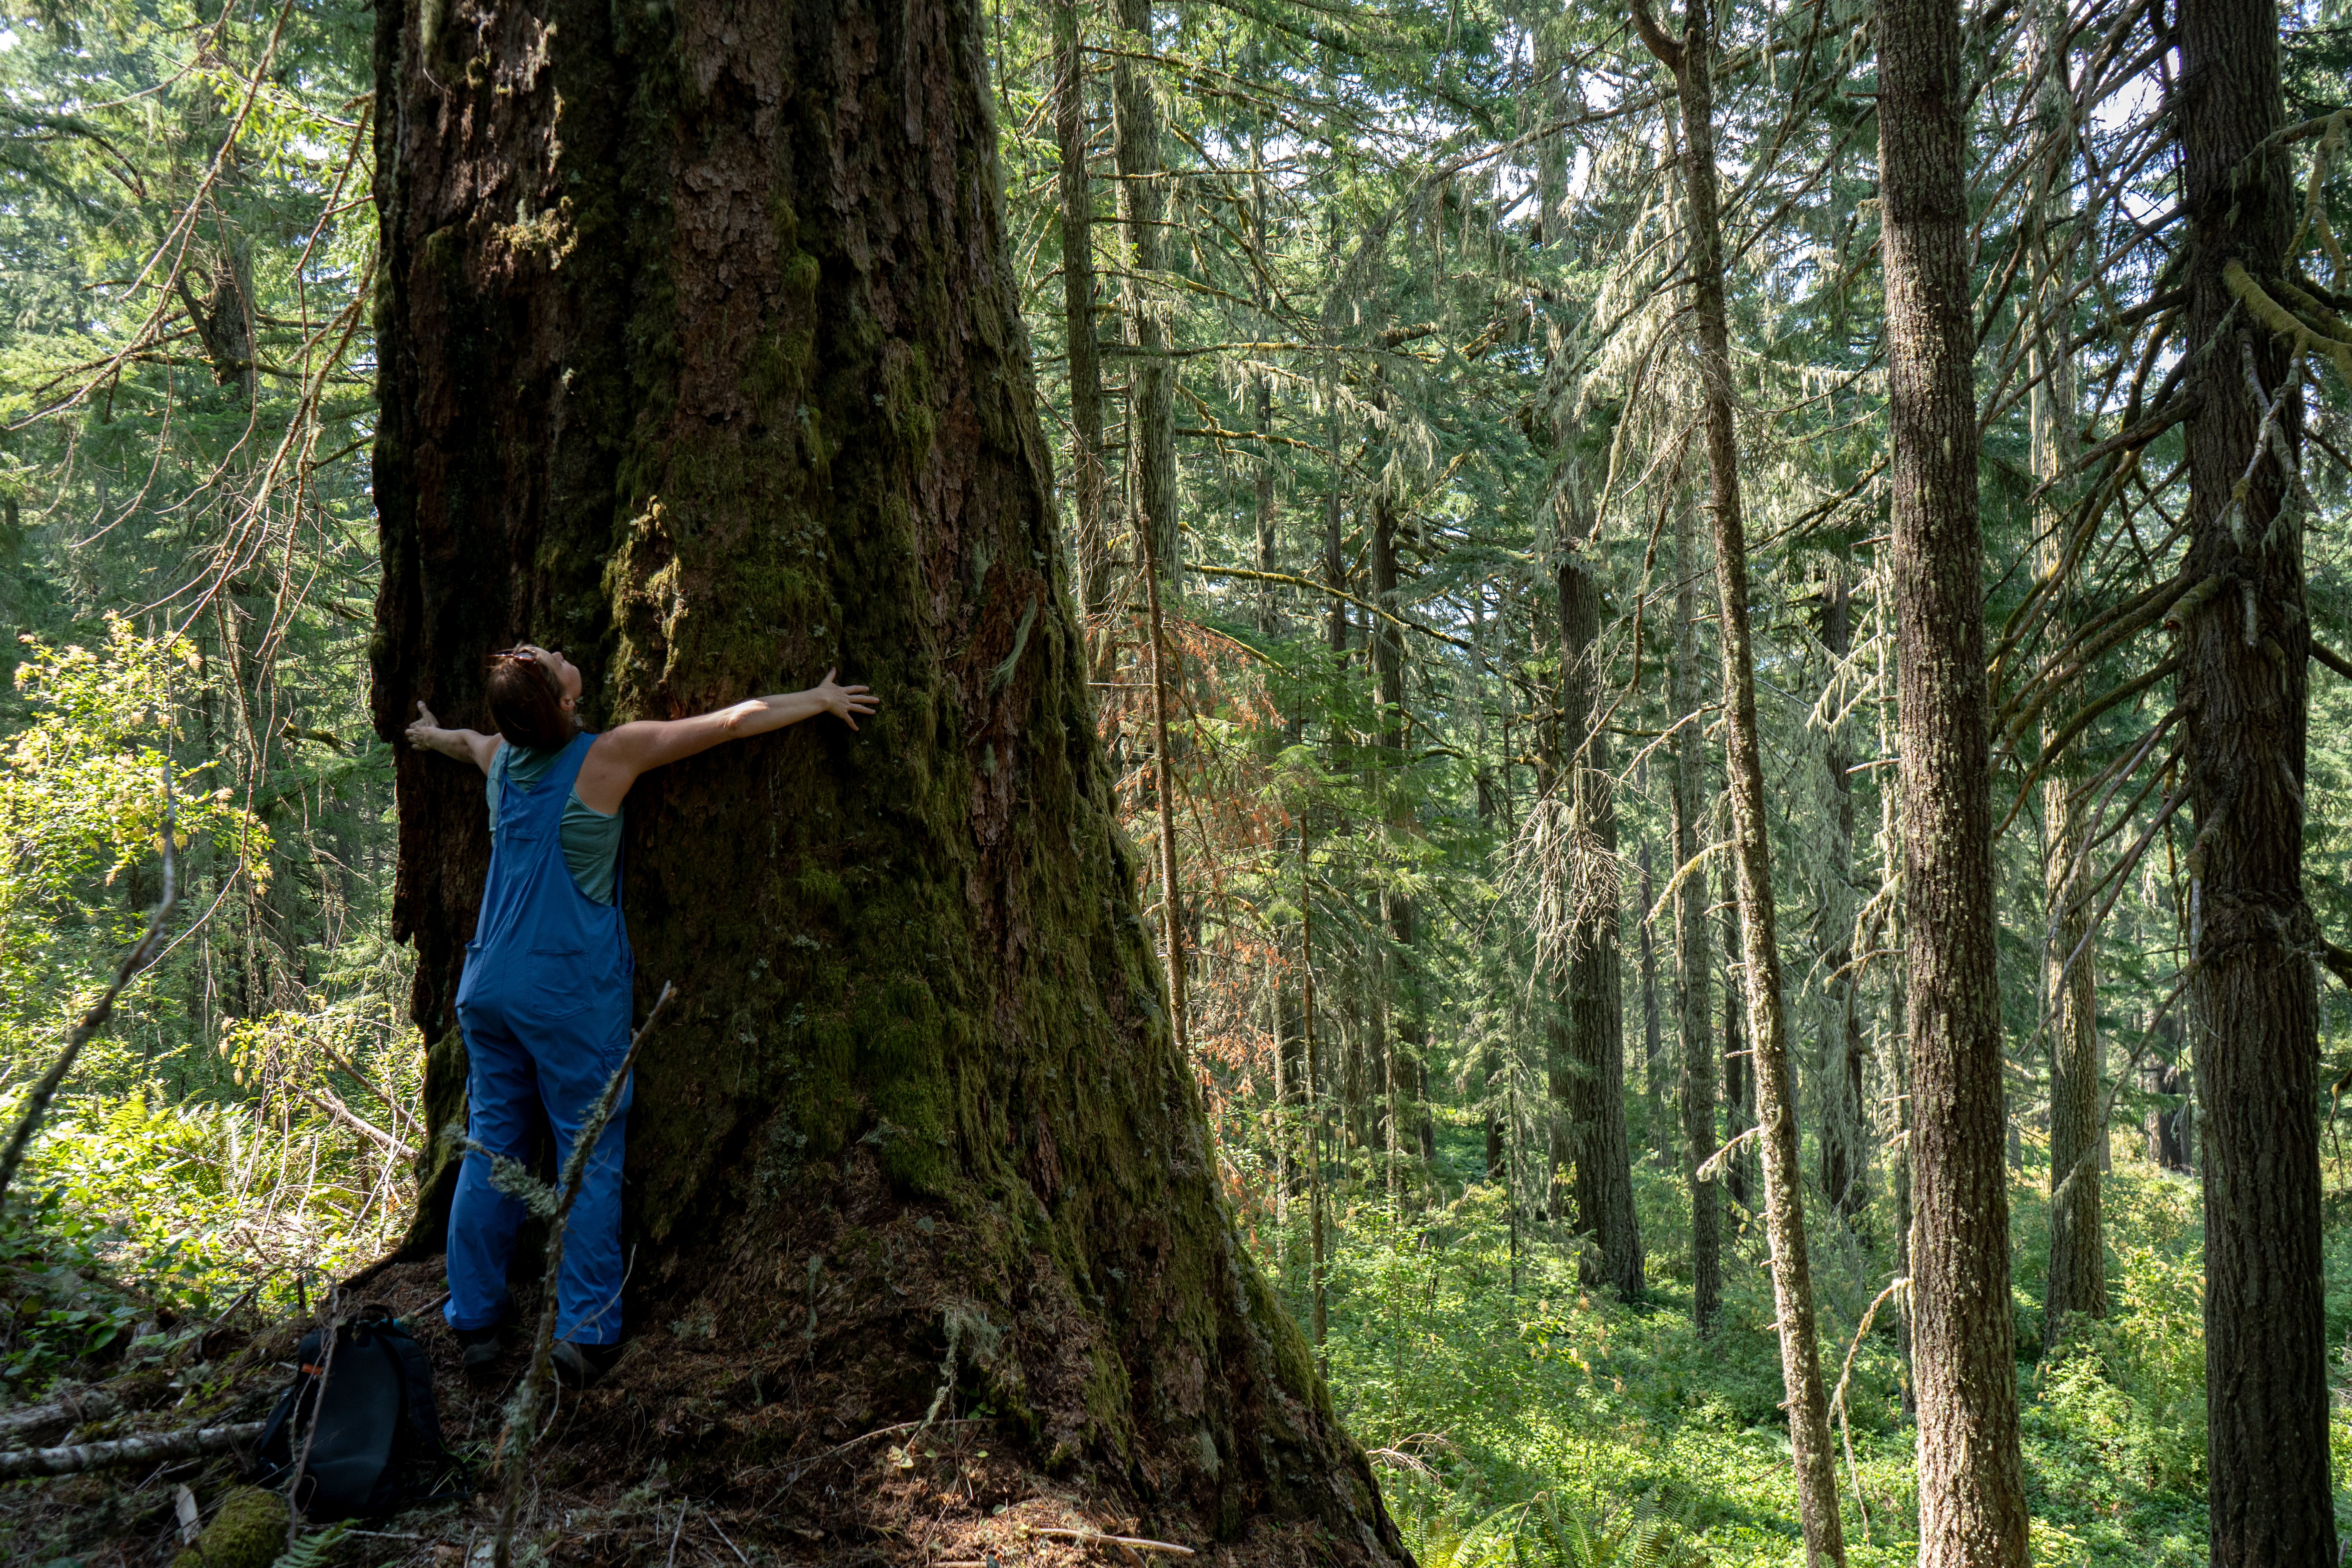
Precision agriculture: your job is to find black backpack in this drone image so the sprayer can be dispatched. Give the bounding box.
[252,1306,460,1519]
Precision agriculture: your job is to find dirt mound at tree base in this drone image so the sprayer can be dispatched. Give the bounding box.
[8,1258,1405,1568]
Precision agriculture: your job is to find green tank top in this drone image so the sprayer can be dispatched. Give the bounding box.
[486,742,623,906]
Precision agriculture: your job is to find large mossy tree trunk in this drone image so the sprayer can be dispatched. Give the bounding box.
[2176,0,2336,1558]
[368,0,1403,1550]
[1877,0,2029,1559]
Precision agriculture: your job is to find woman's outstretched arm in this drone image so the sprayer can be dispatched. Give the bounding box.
[406,702,505,773]
[575,668,876,813]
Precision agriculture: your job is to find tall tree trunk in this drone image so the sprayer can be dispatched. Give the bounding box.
[368,0,1402,1549]
[1891,955,1918,1423]
[1638,833,1666,1163]
[1111,0,1178,588]
[1054,0,1111,627]
[1533,34,1637,1287]
[1557,554,1643,1297]
[1250,120,1278,642]
[2177,0,2335,1556]
[1270,988,1294,1247]
[1635,4,1842,1553]
[1878,0,2030,1559]
[1720,835,1753,1214]
[1531,21,1579,1234]
[1816,565,1868,1223]
[2143,1000,2189,1171]
[1323,442,1351,657]
[1671,488,1720,1334]
[1878,589,1918,1421]
[1301,829,1330,1363]
[2145,1052,2189,1172]
[1142,516,1189,1053]
[1370,493,1426,1183]
[2029,0,2106,1350]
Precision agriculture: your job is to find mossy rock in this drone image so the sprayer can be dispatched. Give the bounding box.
[172,1486,288,1568]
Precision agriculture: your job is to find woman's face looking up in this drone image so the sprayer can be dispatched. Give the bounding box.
[515,645,583,708]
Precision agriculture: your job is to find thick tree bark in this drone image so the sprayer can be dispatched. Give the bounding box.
[1878,0,2030,1560]
[1815,565,1868,1223]
[368,0,1402,1549]
[1557,555,1643,1297]
[1111,0,1178,588]
[2029,0,2106,1349]
[1671,490,1720,1334]
[1636,2,1840,1553]
[2176,0,2336,1558]
[1054,0,1111,627]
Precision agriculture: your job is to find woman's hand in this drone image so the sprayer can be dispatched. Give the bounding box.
[814,668,878,730]
[407,701,502,773]
[581,666,880,811]
[406,701,442,750]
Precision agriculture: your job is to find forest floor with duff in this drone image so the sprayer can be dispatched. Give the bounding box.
[0,1247,1359,1568]
[4,1134,2349,1568]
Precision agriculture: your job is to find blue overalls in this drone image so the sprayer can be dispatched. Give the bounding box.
[444,731,633,1346]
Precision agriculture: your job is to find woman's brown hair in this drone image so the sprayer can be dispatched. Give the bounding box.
[485,652,573,750]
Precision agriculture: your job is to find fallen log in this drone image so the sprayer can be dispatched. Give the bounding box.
[0,1420,263,1479]
[0,1388,120,1441]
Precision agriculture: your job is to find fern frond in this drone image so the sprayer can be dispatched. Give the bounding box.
[272,1521,349,1568]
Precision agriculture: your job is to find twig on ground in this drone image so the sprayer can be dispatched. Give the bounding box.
[1026,1527,1197,1556]
[0,1421,263,1478]
[0,771,178,1206]
[753,1416,984,1495]
[701,1511,753,1568]
[489,982,676,1568]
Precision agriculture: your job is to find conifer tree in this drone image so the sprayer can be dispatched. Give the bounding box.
[1879,0,2030,1557]
[2176,0,2337,1556]
[2030,0,2107,1347]
[1671,486,1721,1335]
[1634,0,1843,1556]
[368,0,1406,1545]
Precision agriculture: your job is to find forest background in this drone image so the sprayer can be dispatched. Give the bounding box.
[0,0,2349,1563]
